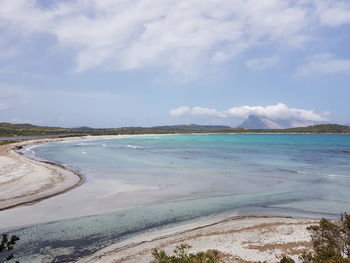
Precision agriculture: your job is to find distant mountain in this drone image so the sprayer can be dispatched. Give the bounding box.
[237,115,284,129]
[237,114,324,129]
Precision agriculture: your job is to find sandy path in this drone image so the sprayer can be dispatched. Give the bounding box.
[77,216,317,263]
[0,139,83,211]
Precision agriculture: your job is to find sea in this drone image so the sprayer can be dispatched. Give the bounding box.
[1,134,350,262]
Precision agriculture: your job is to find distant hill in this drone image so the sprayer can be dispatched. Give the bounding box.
[71,126,95,130]
[0,122,74,137]
[1,122,350,138]
[283,124,350,133]
[151,124,231,130]
[237,115,283,129]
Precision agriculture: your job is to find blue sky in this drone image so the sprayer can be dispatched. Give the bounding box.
[0,0,349,128]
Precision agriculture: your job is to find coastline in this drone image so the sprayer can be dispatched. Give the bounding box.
[0,134,172,211]
[0,134,344,262]
[77,215,318,263]
[0,137,86,211]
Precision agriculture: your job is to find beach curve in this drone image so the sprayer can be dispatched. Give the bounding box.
[0,138,84,211]
[0,134,162,212]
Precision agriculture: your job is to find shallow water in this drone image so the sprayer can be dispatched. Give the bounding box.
[1,134,350,262]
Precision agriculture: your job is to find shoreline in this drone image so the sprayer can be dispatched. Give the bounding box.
[0,134,174,212]
[0,137,87,211]
[77,215,319,263]
[0,134,341,262]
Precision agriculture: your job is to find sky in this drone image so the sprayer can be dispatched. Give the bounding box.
[0,0,349,128]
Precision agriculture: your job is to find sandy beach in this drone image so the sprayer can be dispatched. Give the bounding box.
[0,138,84,211]
[77,216,317,263]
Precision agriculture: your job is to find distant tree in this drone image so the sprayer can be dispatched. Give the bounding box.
[150,243,222,263]
[0,234,20,263]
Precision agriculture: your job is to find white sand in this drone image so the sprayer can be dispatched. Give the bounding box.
[77,216,317,263]
[0,138,83,211]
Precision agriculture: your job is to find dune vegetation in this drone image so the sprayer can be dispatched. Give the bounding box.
[149,213,350,263]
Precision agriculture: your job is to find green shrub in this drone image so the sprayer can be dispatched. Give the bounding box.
[149,213,350,263]
[300,213,350,263]
[280,256,296,263]
[278,213,350,263]
[150,243,222,263]
[0,234,20,263]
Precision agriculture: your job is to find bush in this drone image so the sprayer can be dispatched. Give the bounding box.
[0,234,20,263]
[149,213,350,263]
[278,213,350,263]
[280,256,296,263]
[300,213,350,263]
[150,243,222,263]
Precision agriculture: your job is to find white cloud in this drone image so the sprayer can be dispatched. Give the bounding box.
[295,53,350,76]
[245,56,279,70]
[169,106,190,117]
[0,103,8,110]
[0,0,329,75]
[314,0,350,26]
[170,103,329,122]
[0,0,349,76]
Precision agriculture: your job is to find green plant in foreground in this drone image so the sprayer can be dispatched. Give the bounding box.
[279,255,296,263]
[150,213,350,263]
[300,213,350,263]
[150,243,222,263]
[280,213,350,263]
[0,234,20,263]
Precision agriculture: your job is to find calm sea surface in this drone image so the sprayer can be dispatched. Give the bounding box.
[3,134,350,262]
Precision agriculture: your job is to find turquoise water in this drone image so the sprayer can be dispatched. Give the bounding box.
[32,134,350,213]
[4,134,350,262]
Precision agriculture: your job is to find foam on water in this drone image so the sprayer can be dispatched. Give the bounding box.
[126,144,142,149]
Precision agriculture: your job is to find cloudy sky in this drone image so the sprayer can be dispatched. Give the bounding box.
[0,0,349,128]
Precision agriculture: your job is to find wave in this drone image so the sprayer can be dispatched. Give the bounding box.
[296,171,350,179]
[126,144,142,149]
[279,168,350,179]
[76,142,91,146]
[24,145,37,155]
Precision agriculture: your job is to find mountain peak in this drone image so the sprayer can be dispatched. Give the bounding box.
[237,115,284,129]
